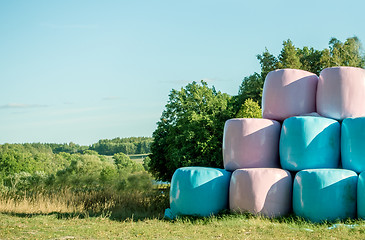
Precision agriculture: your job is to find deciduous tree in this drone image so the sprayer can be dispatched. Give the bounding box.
[149,81,233,181]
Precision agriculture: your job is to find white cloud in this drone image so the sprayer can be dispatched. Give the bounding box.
[0,103,48,109]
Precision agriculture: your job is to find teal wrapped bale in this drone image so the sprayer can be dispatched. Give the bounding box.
[293,169,357,222]
[358,171,365,218]
[342,117,365,173]
[280,116,340,171]
[169,167,231,217]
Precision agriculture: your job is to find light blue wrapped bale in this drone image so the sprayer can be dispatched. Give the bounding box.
[357,171,365,218]
[293,169,357,222]
[169,167,231,217]
[342,117,365,173]
[280,116,340,171]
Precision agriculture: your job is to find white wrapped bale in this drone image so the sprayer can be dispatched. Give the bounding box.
[229,168,292,218]
[317,66,365,120]
[223,118,281,171]
[262,69,318,121]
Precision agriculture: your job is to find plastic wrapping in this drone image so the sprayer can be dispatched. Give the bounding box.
[169,167,231,217]
[317,66,365,120]
[262,69,318,121]
[293,169,357,222]
[223,118,281,171]
[229,168,292,217]
[342,117,365,173]
[357,171,365,219]
[280,116,340,171]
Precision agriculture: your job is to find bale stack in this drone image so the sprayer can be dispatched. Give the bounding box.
[165,66,365,222]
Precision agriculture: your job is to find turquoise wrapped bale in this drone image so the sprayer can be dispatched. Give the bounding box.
[280,116,340,171]
[342,117,365,173]
[293,169,357,222]
[169,167,231,217]
[358,171,365,218]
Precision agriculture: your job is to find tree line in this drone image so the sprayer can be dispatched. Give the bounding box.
[32,137,153,155]
[90,137,152,155]
[149,37,365,181]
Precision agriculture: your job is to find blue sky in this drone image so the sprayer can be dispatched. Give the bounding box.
[1,0,365,145]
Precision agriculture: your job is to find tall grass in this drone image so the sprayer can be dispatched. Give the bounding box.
[0,185,170,220]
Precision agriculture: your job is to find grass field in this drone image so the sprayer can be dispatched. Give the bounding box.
[105,154,149,164]
[128,154,149,164]
[1,186,365,239]
[1,212,365,239]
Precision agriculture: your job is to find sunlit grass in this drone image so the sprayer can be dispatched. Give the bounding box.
[1,187,365,239]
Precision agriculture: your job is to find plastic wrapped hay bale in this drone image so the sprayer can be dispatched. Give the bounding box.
[293,169,357,222]
[342,117,365,173]
[280,116,340,171]
[167,167,231,218]
[223,118,281,171]
[262,69,318,121]
[357,171,365,218]
[317,66,365,120]
[229,168,292,217]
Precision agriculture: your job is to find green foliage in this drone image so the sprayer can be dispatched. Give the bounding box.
[0,142,153,197]
[113,153,144,172]
[320,37,365,68]
[149,80,234,181]
[236,98,262,118]
[277,39,302,69]
[257,48,278,80]
[143,156,151,171]
[0,144,69,176]
[237,73,264,106]
[90,137,153,155]
[46,142,88,154]
[297,46,322,75]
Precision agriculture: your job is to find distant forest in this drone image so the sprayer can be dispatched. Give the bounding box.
[3,137,153,156]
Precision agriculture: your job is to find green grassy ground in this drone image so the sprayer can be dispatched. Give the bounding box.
[105,154,148,164]
[1,212,365,239]
[128,154,149,164]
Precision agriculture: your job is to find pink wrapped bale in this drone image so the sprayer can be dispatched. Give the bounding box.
[262,69,318,121]
[223,118,281,171]
[317,66,365,120]
[229,168,292,217]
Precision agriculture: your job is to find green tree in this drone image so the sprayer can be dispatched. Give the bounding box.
[320,37,365,68]
[113,153,143,172]
[236,98,262,118]
[277,39,302,69]
[149,81,233,181]
[237,73,264,106]
[297,46,323,75]
[257,48,278,80]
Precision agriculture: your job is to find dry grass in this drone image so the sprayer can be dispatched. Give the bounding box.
[0,186,169,220]
[0,195,80,214]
